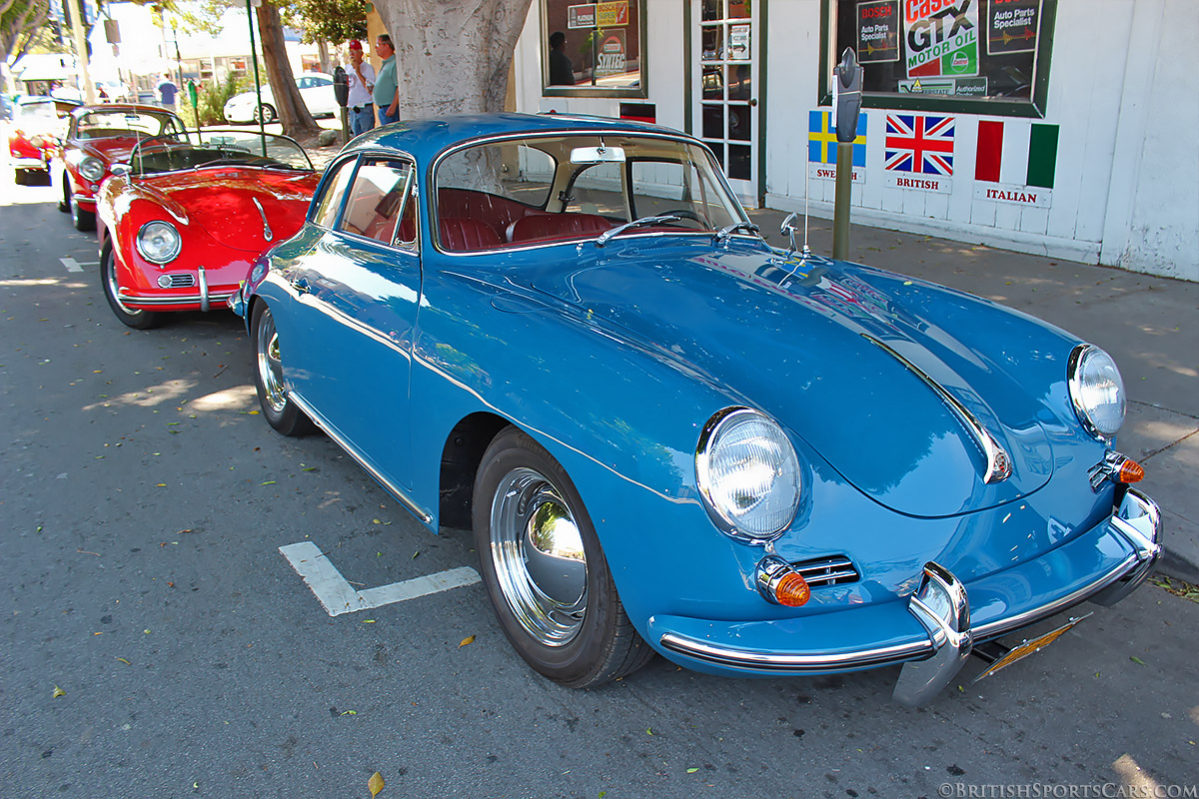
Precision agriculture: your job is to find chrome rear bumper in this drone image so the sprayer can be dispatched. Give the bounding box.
[657,489,1162,706]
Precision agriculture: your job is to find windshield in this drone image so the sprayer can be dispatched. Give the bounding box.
[129,130,313,175]
[434,133,747,251]
[75,110,183,140]
[16,101,59,123]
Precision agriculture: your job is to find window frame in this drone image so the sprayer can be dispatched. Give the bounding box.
[818,0,1057,118]
[541,0,649,99]
[334,157,421,251]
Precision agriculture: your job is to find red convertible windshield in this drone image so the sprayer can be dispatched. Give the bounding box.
[75,110,184,140]
[434,133,747,251]
[129,130,313,175]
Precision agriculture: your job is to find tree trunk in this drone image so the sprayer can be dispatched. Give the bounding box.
[316,40,331,74]
[256,2,321,139]
[374,0,533,118]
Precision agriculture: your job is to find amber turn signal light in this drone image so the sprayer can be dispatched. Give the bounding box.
[1117,457,1144,484]
[774,572,811,607]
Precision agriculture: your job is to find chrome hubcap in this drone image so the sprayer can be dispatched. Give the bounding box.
[256,309,287,414]
[490,467,587,646]
[105,254,142,316]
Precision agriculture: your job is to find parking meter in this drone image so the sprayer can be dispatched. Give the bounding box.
[832,47,863,143]
[332,66,349,108]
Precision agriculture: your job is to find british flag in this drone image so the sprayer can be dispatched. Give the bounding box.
[885,114,955,175]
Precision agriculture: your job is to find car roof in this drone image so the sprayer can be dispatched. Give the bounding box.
[343,112,693,163]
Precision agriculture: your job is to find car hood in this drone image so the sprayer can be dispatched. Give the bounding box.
[77,136,147,163]
[518,238,1059,518]
[134,169,319,251]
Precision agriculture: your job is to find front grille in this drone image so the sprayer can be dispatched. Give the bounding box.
[158,273,195,288]
[791,555,859,587]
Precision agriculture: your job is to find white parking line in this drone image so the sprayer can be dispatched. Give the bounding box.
[279,541,481,617]
[60,257,97,272]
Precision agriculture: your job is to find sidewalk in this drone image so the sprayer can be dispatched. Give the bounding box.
[746,207,1199,583]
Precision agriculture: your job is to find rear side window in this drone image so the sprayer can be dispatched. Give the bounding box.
[311,158,357,228]
[338,159,417,248]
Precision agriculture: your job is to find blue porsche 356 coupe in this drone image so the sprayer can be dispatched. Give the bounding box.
[233,113,1161,705]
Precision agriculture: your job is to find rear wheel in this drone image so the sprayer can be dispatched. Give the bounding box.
[100,242,162,329]
[472,426,652,688]
[58,179,70,213]
[251,301,314,436]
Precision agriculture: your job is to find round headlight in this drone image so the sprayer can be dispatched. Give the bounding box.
[1068,344,1125,439]
[79,156,105,181]
[695,407,801,542]
[136,221,182,264]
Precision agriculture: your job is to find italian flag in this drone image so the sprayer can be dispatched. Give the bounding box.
[974,120,1059,189]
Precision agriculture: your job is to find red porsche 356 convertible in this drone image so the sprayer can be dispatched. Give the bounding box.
[95,129,319,328]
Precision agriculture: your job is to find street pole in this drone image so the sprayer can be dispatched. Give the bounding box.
[246,0,266,154]
[831,48,863,262]
[66,0,97,104]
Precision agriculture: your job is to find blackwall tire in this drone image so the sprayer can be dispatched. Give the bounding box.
[100,242,162,329]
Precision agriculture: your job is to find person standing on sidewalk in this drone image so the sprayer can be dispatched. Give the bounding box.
[373,34,399,126]
[345,40,376,136]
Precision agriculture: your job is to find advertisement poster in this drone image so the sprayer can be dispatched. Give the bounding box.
[903,0,979,80]
[567,3,596,29]
[857,0,900,64]
[593,30,628,79]
[986,0,1040,56]
[596,0,629,27]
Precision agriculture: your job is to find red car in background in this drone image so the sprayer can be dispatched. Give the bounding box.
[95,129,319,329]
[54,103,185,231]
[7,96,77,185]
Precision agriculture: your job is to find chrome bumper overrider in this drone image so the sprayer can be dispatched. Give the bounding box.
[657,489,1162,706]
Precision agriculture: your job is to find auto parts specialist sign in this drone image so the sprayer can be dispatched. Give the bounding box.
[904,0,979,80]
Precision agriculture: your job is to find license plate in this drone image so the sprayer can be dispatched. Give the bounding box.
[973,613,1091,682]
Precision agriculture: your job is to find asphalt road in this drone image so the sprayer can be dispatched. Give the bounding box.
[2,168,1197,799]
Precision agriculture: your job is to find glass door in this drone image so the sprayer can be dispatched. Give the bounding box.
[693,0,760,206]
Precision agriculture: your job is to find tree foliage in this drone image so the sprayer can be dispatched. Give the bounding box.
[281,0,368,46]
[1,0,50,68]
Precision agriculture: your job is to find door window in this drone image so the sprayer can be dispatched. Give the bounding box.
[312,158,357,228]
[338,159,418,249]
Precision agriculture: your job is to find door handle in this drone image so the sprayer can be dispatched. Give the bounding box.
[291,276,311,295]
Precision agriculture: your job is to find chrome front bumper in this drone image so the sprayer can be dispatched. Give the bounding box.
[656,489,1162,706]
[119,266,234,313]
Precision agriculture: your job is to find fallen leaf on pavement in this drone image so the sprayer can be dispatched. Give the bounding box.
[459,635,475,648]
[368,771,384,797]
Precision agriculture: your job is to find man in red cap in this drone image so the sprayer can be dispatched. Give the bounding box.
[345,39,376,136]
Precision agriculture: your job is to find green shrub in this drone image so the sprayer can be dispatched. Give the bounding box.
[179,73,251,128]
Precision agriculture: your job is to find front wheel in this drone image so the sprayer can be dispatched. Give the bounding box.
[254,104,277,124]
[71,194,95,231]
[251,301,314,436]
[472,426,652,688]
[100,242,162,329]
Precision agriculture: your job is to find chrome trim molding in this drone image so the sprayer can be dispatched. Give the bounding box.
[658,631,931,672]
[288,391,434,525]
[863,335,1012,484]
[117,290,236,306]
[252,197,274,242]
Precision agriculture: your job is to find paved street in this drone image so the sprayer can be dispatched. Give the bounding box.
[2,167,1197,799]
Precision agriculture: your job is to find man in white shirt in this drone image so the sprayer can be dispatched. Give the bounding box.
[345,40,376,136]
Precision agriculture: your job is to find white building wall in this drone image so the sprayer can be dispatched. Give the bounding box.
[513,0,1198,281]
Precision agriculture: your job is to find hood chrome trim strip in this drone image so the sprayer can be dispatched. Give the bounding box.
[863,334,1012,484]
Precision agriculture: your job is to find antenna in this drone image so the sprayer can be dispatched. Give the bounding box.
[803,159,811,259]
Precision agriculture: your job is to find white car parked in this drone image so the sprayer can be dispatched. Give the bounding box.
[223,73,337,123]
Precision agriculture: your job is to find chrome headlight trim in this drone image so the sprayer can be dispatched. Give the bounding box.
[695,406,802,543]
[136,220,182,265]
[79,156,105,181]
[1067,343,1125,440]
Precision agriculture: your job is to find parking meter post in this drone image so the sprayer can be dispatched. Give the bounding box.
[831,47,863,261]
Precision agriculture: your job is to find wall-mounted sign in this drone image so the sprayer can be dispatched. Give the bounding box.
[987,0,1041,55]
[884,112,954,191]
[809,109,866,183]
[904,0,979,80]
[568,3,597,29]
[597,1,629,27]
[897,76,987,96]
[857,0,900,63]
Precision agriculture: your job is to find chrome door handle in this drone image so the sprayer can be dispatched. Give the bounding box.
[291,277,311,294]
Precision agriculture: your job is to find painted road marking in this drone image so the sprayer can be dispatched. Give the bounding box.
[60,257,97,272]
[279,541,480,617]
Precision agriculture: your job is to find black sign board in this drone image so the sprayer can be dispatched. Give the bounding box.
[856,0,900,64]
[986,0,1041,56]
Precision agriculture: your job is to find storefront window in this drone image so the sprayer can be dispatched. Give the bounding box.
[822,0,1056,117]
[542,0,646,97]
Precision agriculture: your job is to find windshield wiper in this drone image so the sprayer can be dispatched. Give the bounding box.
[595,214,681,247]
[714,221,761,244]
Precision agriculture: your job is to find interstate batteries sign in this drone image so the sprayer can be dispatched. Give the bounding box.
[904,0,979,80]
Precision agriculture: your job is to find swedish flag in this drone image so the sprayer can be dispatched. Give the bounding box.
[808,110,867,167]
